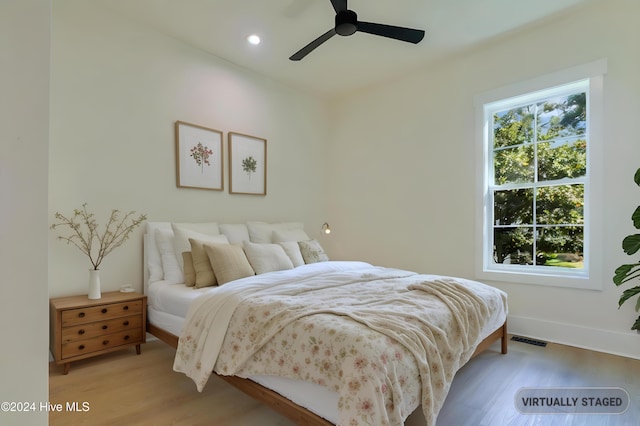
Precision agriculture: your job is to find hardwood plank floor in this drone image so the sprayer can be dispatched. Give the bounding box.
[49,336,640,425]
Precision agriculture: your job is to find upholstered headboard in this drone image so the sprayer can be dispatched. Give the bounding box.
[143,221,310,295]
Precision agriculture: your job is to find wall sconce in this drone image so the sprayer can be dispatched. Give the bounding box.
[321,222,331,235]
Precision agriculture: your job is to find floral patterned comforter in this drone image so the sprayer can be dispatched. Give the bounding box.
[173,261,507,425]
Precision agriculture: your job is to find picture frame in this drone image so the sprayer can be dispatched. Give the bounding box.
[175,121,223,191]
[228,132,267,195]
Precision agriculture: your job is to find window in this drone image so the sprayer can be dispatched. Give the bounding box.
[475,60,606,289]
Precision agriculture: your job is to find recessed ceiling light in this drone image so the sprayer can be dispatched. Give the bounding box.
[247,34,261,45]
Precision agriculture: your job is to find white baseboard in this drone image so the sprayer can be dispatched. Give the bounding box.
[508,315,640,360]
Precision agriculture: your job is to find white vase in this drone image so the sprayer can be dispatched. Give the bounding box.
[88,269,101,299]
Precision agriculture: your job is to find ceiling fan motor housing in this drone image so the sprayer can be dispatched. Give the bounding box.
[335,10,357,36]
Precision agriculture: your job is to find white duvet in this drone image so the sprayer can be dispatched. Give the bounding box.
[173,261,507,425]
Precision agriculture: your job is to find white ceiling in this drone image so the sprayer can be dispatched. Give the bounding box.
[93,0,589,99]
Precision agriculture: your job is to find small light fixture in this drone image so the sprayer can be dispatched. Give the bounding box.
[321,222,331,235]
[247,34,261,45]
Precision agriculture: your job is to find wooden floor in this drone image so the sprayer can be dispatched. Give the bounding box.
[49,336,640,425]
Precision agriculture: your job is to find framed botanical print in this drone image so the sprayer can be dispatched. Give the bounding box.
[228,132,267,195]
[175,121,223,191]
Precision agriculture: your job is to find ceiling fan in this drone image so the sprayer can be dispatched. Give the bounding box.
[289,0,425,61]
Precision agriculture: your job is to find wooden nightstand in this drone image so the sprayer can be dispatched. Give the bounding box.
[50,291,147,374]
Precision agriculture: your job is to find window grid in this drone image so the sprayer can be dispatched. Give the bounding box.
[486,83,588,274]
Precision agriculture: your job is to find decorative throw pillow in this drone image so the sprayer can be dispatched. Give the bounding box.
[277,241,305,267]
[242,241,294,274]
[298,239,329,264]
[189,237,228,288]
[171,223,221,272]
[204,243,255,285]
[182,252,196,287]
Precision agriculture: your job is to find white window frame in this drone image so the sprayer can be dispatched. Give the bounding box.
[475,59,606,290]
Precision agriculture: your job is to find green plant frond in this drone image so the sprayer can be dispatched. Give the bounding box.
[636,296,640,312]
[632,316,640,331]
[613,263,640,285]
[618,286,640,308]
[622,234,640,255]
[633,206,640,229]
[634,167,640,186]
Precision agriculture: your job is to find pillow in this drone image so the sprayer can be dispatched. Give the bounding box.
[247,221,305,243]
[204,243,255,285]
[172,223,222,272]
[242,241,294,275]
[277,241,305,267]
[189,237,229,288]
[219,223,250,245]
[145,222,171,283]
[154,229,183,283]
[182,252,196,287]
[298,239,329,264]
[272,228,310,243]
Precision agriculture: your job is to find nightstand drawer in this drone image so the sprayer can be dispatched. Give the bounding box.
[61,315,142,343]
[61,300,142,326]
[61,328,143,359]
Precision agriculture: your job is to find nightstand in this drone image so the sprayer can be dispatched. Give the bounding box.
[50,291,147,374]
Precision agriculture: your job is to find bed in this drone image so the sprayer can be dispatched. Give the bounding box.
[144,221,508,426]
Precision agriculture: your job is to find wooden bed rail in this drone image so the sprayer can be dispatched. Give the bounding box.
[147,320,507,426]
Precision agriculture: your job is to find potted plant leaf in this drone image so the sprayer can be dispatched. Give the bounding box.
[613,167,640,331]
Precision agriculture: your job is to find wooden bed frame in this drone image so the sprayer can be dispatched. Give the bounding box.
[148,320,508,426]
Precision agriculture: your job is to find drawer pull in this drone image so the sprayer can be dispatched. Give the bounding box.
[78,329,85,335]
[78,312,85,318]
[102,325,108,330]
[78,345,85,350]
[124,335,130,341]
[123,305,129,311]
[101,308,108,314]
[123,321,129,326]
[102,340,109,345]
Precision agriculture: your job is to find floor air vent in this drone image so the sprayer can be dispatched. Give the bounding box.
[511,335,547,347]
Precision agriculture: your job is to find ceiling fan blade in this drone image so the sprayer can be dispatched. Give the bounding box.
[357,21,425,44]
[330,0,347,13]
[289,29,337,61]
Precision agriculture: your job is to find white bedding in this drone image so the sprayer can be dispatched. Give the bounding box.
[147,278,343,423]
[171,261,507,425]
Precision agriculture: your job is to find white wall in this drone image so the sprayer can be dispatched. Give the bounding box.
[0,1,50,425]
[49,1,330,297]
[326,0,640,359]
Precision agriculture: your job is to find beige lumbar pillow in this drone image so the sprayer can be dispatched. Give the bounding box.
[182,252,196,287]
[189,235,229,288]
[204,243,255,285]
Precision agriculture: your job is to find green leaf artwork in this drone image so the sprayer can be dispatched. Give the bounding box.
[242,156,257,180]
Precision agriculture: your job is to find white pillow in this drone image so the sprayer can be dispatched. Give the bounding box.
[273,228,310,243]
[242,241,294,274]
[219,223,250,245]
[171,223,222,271]
[277,241,305,267]
[247,221,305,243]
[154,229,183,283]
[145,222,172,283]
